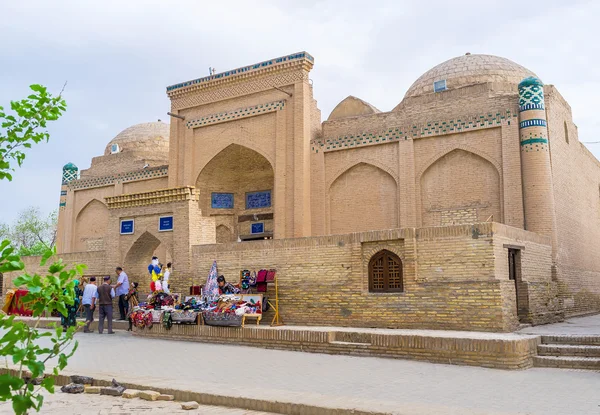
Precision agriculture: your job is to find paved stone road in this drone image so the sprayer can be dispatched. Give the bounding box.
[519,314,600,335]
[0,391,274,414]
[6,323,599,415]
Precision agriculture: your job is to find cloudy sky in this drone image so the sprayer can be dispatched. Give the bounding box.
[1,0,599,223]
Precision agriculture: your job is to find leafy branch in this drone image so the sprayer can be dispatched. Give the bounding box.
[0,84,83,415]
[0,83,67,181]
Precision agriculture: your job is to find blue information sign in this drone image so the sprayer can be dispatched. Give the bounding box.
[159,216,173,232]
[251,222,264,234]
[120,219,134,235]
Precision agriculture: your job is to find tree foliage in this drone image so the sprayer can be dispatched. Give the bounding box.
[0,84,66,181]
[1,208,58,257]
[0,84,85,415]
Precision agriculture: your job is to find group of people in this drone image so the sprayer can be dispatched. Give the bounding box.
[60,256,174,333]
[61,267,140,333]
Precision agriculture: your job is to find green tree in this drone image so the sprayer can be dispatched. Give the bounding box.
[1,208,58,257]
[0,84,86,415]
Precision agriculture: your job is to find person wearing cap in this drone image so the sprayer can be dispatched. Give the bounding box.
[81,277,98,333]
[217,275,240,295]
[95,276,116,334]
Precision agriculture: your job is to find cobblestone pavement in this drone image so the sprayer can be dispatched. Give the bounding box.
[0,391,275,414]
[5,323,600,415]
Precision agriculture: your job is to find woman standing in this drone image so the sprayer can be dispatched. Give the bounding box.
[126,282,139,331]
[61,279,82,330]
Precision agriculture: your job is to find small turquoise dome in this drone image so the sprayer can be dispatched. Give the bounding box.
[63,162,78,170]
[519,76,543,88]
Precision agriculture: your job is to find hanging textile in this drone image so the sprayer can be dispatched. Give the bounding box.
[203,260,220,301]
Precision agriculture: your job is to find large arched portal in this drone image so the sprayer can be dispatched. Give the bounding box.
[196,144,275,241]
[123,231,172,294]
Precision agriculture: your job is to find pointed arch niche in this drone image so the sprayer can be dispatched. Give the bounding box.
[73,199,109,252]
[419,149,501,226]
[328,162,398,234]
[123,231,173,290]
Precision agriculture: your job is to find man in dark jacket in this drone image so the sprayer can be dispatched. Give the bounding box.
[95,276,115,334]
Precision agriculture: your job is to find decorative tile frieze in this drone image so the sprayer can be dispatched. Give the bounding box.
[186,101,285,129]
[167,52,313,94]
[105,186,198,210]
[312,110,517,153]
[68,166,169,190]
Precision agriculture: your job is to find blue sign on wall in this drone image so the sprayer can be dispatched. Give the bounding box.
[120,219,134,235]
[251,222,264,234]
[159,216,174,232]
[211,193,234,209]
[246,190,271,209]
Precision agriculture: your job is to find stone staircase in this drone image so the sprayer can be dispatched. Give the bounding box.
[534,335,600,371]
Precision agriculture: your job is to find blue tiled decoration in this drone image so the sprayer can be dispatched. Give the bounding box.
[212,193,234,209]
[519,119,547,129]
[518,77,545,112]
[251,222,264,234]
[62,162,79,185]
[246,191,271,209]
[167,52,314,92]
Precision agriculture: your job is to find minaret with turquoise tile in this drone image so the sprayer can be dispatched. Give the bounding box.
[56,162,78,254]
[518,77,557,249]
[59,162,78,210]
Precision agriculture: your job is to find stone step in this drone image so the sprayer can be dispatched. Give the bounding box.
[541,335,600,346]
[534,355,600,371]
[538,344,600,357]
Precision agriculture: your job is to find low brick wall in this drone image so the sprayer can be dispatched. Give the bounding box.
[133,324,540,370]
[191,223,555,332]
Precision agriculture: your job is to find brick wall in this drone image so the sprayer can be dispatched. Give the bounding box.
[73,199,109,252]
[191,223,555,332]
[546,86,600,316]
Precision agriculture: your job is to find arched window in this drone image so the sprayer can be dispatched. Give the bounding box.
[368,250,403,293]
[564,121,569,144]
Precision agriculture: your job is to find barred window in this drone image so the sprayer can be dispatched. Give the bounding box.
[368,250,403,293]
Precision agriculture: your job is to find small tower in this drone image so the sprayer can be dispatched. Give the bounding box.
[518,77,557,251]
[59,162,78,209]
[56,162,78,253]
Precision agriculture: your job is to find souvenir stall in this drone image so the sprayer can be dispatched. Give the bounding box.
[131,260,281,330]
[2,289,33,317]
[238,268,282,326]
[199,261,268,327]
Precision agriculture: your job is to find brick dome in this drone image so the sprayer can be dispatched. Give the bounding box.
[403,54,537,99]
[105,121,170,156]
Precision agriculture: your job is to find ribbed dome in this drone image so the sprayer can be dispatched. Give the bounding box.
[403,54,537,99]
[105,121,170,156]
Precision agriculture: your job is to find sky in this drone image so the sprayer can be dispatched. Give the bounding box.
[1,0,599,223]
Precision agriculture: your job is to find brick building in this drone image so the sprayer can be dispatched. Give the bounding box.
[10,52,599,331]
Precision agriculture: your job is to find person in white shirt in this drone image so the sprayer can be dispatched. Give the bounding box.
[81,277,98,333]
[163,262,172,294]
